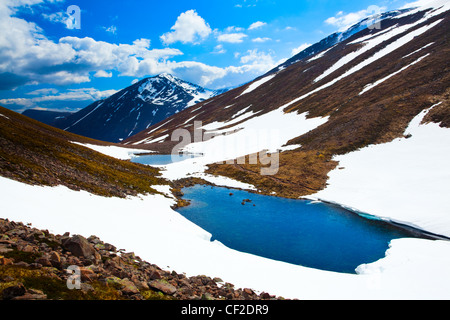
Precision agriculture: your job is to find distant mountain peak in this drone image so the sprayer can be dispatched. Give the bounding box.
[53,73,221,143]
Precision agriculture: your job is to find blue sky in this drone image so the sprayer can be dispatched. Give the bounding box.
[0,0,416,112]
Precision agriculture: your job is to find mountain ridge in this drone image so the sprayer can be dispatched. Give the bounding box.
[53,74,222,143]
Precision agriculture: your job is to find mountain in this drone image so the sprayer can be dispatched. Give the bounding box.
[56,73,221,143]
[266,9,412,75]
[21,109,73,127]
[123,1,450,204]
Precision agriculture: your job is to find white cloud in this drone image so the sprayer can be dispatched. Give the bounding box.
[93,70,112,78]
[160,10,212,45]
[212,44,226,54]
[239,49,274,65]
[0,88,118,108]
[224,26,245,33]
[252,37,272,43]
[26,88,59,96]
[325,5,386,32]
[0,1,280,92]
[217,33,248,43]
[104,25,117,35]
[291,43,312,56]
[42,11,67,25]
[248,21,267,30]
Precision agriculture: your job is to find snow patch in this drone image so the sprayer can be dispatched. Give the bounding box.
[237,74,276,97]
[71,142,153,160]
[359,53,430,95]
[311,105,450,238]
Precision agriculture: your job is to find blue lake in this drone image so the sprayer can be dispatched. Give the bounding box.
[176,185,422,274]
[132,154,199,166]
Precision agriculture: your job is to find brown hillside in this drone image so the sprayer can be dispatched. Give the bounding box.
[0,106,166,198]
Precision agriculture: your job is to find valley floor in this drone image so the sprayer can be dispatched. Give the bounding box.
[1,169,449,299]
[1,102,449,300]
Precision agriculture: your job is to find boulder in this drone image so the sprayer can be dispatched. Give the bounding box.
[149,279,177,295]
[120,278,140,295]
[0,244,12,254]
[2,283,26,300]
[49,251,61,268]
[0,256,14,265]
[62,235,97,260]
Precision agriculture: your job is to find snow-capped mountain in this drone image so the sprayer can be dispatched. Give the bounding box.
[57,73,221,143]
[267,8,412,74]
[124,1,450,238]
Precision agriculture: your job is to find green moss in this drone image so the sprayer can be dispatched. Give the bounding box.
[141,289,174,300]
[3,248,42,264]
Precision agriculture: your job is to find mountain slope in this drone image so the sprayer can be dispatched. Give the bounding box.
[123,2,449,200]
[267,8,412,75]
[21,109,73,127]
[57,74,220,143]
[0,106,165,197]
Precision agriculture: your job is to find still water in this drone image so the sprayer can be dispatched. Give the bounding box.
[176,185,420,274]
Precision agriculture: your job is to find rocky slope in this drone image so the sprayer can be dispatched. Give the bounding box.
[0,218,282,300]
[56,74,222,143]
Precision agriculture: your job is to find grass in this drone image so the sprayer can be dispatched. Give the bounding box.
[0,106,168,198]
[207,150,339,198]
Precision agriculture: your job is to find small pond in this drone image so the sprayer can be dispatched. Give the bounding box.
[176,185,423,274]
[132,154,200,166]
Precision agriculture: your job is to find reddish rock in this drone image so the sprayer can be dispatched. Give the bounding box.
[149,280,177,295]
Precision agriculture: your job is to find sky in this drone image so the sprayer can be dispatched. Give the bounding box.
[0,0,420,112]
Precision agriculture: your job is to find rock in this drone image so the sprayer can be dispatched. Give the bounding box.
[0,256,14,265]
[120,278,140,295]
[49,251,61,268]
[2,275,15,282]
[201,292,215,300]
[80,283,95,293]
[121,252,136,261]
[35,256,52,267]
[12,289,47,300]
[62,235,97,260]
[259,292,273,299]
[14,261,30,267]
[149,279,177,295]
[244,288,254,295]
[213,277,223,283]
[80,267,97,282]
[66,255,81,266]
[147,266,163,280]
[2,283,26,300]
[0,244,13,254]
[103,243,116,252]
[105,276,122,288]
[11,293,47,300]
